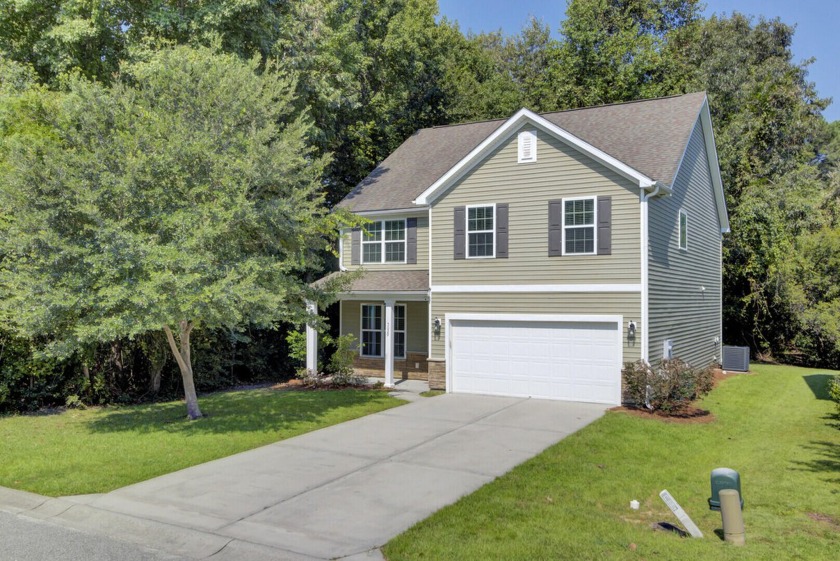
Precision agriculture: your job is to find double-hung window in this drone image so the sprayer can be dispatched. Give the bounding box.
[394,305,406,359]
[467,205,495,258]
[361,304,382,357]
[562,197,596,255]
[362,220,406,263]
[360,304,406,358]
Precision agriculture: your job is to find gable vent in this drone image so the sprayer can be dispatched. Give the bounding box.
[518,130,537,163]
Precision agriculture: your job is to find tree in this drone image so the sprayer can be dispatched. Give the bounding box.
[554,0,702,108]
[0,46,350,418]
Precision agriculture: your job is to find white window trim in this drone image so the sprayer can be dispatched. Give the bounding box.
[361,219,407,264]
[359,303,407,359]
[678,209,688,251]
[561,196,598,256]
[360,303,383,357]
[394,304,407,360]
[465,203,496,259]
[517,130,537,163]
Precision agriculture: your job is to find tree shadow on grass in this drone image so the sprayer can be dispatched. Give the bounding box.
[802,374,834,400]
[791,440,840,487]
[84,389,391,436]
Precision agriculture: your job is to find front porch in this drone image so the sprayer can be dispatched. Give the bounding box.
[308,270,430,388]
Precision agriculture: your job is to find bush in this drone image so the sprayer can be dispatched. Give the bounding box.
[828,375,840,414]
[622,358,715,414]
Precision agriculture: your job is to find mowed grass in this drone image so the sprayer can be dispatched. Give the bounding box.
[0,388,403,497]
[384,364,840,561]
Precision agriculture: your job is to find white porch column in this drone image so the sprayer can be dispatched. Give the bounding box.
[305,300,318,374]
[384,298,395,388]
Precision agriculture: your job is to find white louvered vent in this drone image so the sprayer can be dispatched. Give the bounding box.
[518,130,537,163]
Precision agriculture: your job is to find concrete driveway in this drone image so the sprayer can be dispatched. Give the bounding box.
[1,393,606,560]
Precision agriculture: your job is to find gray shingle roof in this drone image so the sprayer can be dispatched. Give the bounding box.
[314,270,429,293]
[337,92,707,212]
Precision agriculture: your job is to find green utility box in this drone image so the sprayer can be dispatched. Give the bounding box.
[709,467,744,511]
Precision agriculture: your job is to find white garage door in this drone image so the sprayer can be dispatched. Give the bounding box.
[449,317,621,404]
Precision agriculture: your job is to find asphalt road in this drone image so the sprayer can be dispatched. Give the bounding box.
[0,511,187,561]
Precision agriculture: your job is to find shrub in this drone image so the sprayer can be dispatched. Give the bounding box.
[326,334,365,386]
[828,375,840,414]
[622,358,715,414]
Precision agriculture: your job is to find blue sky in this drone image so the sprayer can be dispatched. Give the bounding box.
[437,1,840,122]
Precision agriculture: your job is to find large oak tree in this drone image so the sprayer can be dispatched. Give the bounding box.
[0,46,348,418]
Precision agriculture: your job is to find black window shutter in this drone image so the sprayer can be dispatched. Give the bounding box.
[548,200,563,256]
[597,196,612,255]
[406,218,417,264]
[454,206,466,260]
[351,227,361,265]
[496,204,509,258]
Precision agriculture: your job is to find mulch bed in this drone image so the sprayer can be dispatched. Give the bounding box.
[610,368,746,424]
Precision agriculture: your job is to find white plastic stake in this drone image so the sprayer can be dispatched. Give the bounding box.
[659,489,703,538]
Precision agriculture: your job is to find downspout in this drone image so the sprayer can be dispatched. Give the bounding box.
[640,183,664,363]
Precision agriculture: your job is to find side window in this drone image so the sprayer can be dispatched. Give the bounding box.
[562,197,596,255]
[362,220,406,263]
[679,209,688,251]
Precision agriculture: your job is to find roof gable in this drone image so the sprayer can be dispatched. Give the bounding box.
[338,93,713,213]
[413,108,657,205]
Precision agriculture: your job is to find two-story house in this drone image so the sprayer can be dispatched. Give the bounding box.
[308,92,729,405]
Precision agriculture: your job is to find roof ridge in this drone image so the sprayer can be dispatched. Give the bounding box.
[424,91,706,132]
[539,91,706,117]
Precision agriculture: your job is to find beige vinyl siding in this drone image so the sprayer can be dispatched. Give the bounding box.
[340,300,428,354]
[431,125,641,285]
[430,292,641,362]
[648,119,722,367]
[341,214,429,271]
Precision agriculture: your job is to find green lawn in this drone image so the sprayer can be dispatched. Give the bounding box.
[384,364,840,561]
[0,388,402,497]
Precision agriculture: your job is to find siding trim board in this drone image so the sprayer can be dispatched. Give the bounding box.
[432,284,641,293]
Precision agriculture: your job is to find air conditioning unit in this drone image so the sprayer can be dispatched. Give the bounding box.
[722,346,750,372]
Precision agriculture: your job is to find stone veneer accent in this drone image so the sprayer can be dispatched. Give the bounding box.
[427,359,446,390]
[352,352,429,381]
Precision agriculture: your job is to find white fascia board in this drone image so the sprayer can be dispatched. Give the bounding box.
[338,291,430,302]
[431,284,641,293]
[699,98,730,233]
[353,207,428,217]
[414,108,655,205]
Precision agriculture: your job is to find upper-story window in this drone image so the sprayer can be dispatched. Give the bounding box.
[467,204,495,258]
[563,197,596,255]
[679,209,688,251]
[518,130,537,163]
[363,219,406,263]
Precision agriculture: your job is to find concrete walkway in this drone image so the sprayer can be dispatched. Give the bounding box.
[1,394,606,560]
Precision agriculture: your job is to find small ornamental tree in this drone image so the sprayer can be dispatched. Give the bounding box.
[0,47,352,419]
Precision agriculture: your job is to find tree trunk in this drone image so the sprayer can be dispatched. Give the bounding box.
[163,321,203,420]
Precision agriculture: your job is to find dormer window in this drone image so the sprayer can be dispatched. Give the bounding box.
[518,130,537,163]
